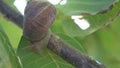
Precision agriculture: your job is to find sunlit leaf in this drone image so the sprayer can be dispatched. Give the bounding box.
[17,37,74,68]
[0,25,21,68]
[0,14,22,49]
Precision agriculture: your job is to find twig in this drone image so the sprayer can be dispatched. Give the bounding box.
[0,0,23,28]
[0,0,105,68]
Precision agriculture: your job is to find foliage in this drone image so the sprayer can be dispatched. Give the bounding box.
[0,0,120,68]
[0,25,21,68]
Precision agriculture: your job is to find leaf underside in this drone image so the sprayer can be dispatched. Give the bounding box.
[61,0,120,37]
[56,0,118,15]
[17,36,74,68]
[0,25,21,68]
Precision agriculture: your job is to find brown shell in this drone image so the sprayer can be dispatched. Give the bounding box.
[23,0,56,42]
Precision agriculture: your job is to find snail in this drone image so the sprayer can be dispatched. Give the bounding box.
[23,0,56,54]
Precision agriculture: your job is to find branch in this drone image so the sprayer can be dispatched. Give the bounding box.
[0,0,23,28]
[0,0,105,68]
[48,35,105,68]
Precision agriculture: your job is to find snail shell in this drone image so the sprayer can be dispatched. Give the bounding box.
[23,0,56,42]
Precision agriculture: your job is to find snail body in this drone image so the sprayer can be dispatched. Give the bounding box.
[23,0,56,53]
[23,0,56,42]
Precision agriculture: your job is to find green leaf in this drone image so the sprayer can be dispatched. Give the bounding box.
[62,18,85,37]
[57,33,87,53]
[0,0,22,49]
[51,19,86,53]
[95,18,120,68]
[75,17,120,68]
[62,1,120,37]
[17,37,74,68]
[56,0,118,15]
[0,14,22,49]
[0,25,21,68]
[51,20,64,35]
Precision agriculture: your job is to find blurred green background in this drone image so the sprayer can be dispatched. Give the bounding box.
[0,0,120,68]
